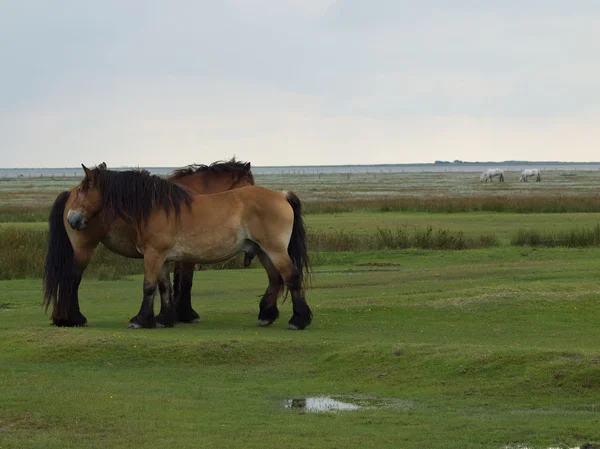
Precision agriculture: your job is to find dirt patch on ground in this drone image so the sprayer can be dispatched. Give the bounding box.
[354,263,401,267]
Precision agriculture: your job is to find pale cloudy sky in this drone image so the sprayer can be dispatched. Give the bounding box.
[1,1,599,167]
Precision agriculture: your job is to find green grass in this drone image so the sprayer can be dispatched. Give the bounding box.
[3,170,600,447]
[4,212,600,279]
[1,248,600,448]
[5,211,600,240]
[0,205,48,222]
[308,211,600,244]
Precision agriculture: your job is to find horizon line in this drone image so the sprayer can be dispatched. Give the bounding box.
[2,160,600,170]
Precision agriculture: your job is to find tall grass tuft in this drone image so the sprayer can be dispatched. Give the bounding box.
[511,224,600,248]
[308,227,498,251]
[0,227,145,280]
[0,205,50,222]
[0,226,499,280]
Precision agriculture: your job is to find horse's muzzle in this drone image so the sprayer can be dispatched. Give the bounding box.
[67,210,88,230]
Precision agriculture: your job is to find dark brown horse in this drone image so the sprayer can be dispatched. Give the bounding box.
[67,166,312,330]
[43,159,254,327]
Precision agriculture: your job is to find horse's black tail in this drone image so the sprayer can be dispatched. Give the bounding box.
[284,191,311,289]
[43,191,77,322]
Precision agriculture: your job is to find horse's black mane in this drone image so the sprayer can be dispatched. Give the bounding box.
[89,168,192,228]
[170,158,254,184]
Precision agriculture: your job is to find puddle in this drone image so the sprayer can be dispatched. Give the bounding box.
[283,395,413,413]
[504,445,596,449]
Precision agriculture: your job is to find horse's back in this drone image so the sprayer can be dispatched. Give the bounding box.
[232,186,294,227]
[163,185,294,262]
[177,185,292,235]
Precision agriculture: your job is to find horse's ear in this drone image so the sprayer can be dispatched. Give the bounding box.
[244,162,251,172]
[98,162,107,170]
[81,164,95,186]
[81,164,92,179]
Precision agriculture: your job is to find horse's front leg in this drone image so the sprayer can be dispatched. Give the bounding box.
[51,246,93,327]
[129,250,166,329]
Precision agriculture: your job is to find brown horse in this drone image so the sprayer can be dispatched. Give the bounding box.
[66,165,312,330]
[43,159,254,327]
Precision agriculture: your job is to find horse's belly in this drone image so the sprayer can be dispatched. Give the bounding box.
[166,245,244,264]
[101,226,142,259]
[166,231,247,264]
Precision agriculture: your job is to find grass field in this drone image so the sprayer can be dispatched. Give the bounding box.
[1,171,600,448]
[2,249,600,448]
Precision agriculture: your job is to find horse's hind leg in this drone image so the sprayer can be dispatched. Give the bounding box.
[175,262,200,323]
[266,251,312,330]
[156,264,176,328]
[129,250,166,329]
[257,251,283,327]
[173,263,181,308]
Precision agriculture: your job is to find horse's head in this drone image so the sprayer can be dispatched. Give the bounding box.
[232,162,254,188]
[67,164,104,230]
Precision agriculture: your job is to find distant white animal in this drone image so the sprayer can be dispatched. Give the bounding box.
[519,169,541,182]
[480,169,504,183]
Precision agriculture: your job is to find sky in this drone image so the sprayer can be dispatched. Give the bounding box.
[1,0,600,167]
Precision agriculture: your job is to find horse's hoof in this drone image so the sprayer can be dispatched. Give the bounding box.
[258,319,274,327]
[155,322,165,328]
[127,323,143,329]
[288,313,310,330]
[176,314,200,323]
[52,314,88,327]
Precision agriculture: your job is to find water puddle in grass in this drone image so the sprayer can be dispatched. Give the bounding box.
[504,444,597,449]
[283,395,412,413]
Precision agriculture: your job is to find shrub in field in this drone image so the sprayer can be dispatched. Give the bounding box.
[511,224,600,247]
[0,228,47,279]
[308,227,498,252]
[375,228,410,249]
